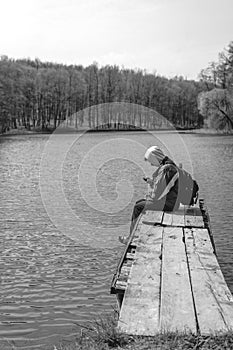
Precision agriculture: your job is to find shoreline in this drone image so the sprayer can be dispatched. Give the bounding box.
[1,127,233,137]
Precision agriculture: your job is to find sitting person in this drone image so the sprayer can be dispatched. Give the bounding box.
[119,146,180,244]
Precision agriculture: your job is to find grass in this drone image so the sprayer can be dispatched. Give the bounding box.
[56,313,233,350]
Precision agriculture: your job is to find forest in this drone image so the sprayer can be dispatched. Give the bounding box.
[0,41,232,133]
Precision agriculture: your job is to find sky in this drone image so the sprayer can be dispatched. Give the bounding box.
[1,0,233,80]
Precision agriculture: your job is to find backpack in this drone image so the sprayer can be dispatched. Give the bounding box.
[177,167,199,206]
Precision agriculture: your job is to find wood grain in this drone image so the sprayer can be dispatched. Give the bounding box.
[162,206,185,227]
[160,226,196,333]
[184,228,232,333]
[184,206,204,227]
[118,226,163,335]
[142,210,164,225]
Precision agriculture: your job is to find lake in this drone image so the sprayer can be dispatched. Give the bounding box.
[0,130,233,349]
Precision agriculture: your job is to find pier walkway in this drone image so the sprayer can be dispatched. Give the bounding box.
[111,200,233,335]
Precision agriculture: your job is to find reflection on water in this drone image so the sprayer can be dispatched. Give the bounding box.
[0,132,233,349]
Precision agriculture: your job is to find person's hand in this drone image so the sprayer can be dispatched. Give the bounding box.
[144,177,153,186]
[145,194,152,201]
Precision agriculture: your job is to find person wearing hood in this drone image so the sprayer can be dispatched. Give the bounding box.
[119,146,179,244]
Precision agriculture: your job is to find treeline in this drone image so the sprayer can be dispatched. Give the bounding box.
[0,56,205,133]
[198,41,233,130]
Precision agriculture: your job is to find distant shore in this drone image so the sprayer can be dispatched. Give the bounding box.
[181,128,233,135]
[1,126,233,137]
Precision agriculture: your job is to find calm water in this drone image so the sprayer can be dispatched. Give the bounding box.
[0,131,233,349]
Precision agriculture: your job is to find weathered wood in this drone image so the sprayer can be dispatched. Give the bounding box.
[162,206,185,227]
[160,227,196,333]
[130,236,140,246]
[116,280,127,290]
[121,266,131,275]
[199,199,216,254]
[111,213,143,293]
[118,226,163,335]
[126,253,135,260]
[142,210,164,225]
[130,225,154,246]
[117,274,128,282]
[113,199,233,336]
[184,205,205,228]
[185,228,233,333]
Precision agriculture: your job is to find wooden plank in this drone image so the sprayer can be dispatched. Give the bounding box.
[160,227,197,333]
[126,253,135,260]
[199,199,216,253]
[130,236,140,246]
[130,223,159,247]
[116,280,127,290]
[184,205,204,228]
[111,213,143,293]
[162,206,185,227]
[142,210,164,225]
[185,228,231,334]
[118,226,163,335]
[121,266,131,275]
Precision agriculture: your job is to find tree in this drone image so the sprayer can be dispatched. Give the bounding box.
[198,88,233,130]
[0,55,204,133]
[198,41,233,130]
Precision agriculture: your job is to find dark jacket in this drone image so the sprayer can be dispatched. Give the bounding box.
[147,157,179,211]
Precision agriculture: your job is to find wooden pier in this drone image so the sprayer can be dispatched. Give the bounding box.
[111,199,233,335]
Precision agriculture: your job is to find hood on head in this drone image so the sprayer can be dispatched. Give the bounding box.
[144,146,165,166]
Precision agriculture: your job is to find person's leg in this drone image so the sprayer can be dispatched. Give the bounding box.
[129,198,170,234]
[119,198,176,244]
[119,199,146,244]
[130,199,147,234]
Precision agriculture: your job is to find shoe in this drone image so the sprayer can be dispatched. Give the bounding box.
[118,235,129,245]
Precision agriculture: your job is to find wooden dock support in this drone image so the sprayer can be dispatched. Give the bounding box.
[111,200,233,335]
